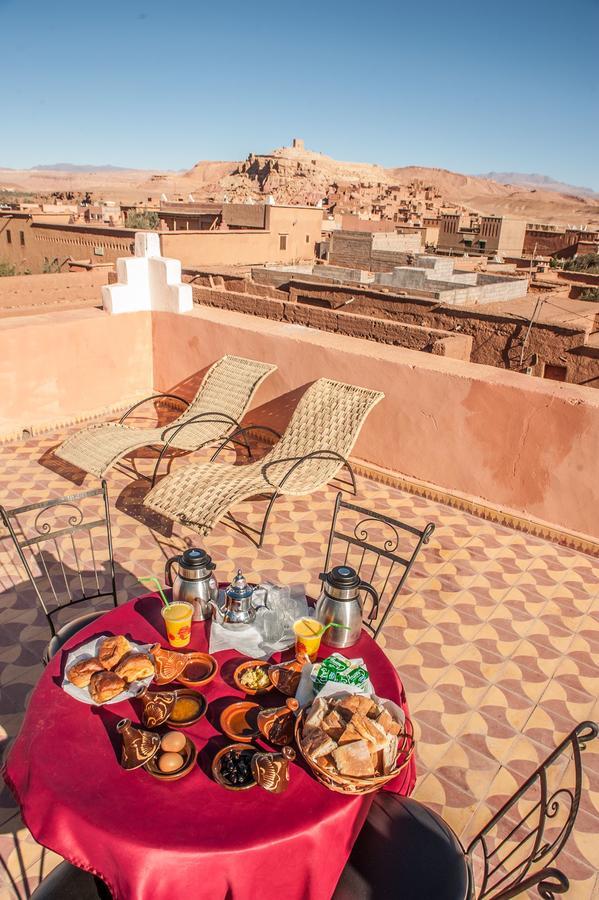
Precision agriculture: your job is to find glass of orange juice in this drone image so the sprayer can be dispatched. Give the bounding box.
[161,601,194,648]
[293,617,323,662]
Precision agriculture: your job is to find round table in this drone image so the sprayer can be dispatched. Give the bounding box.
[4,593,416,900]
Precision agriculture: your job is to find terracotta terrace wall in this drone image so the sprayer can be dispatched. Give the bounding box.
[153,305,599,543]
[0,309,153,439]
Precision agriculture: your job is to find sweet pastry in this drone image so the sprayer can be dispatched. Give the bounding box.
[332,740,375,777]
[66,657,104,688]
[89,670,126,704]
[98,635,132,670]
[114,652,155,683]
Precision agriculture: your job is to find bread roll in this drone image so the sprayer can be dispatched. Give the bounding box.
[66,657,104,688]
[88,670,126,704]
[98,635,131,670]
[114,652,155,683]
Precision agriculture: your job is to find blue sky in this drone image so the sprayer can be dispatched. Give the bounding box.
[1,0,598,188]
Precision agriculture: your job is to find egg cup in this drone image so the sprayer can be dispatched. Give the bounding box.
[144,734,197,781]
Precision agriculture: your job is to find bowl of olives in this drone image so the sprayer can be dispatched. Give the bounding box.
[212,743,258,791]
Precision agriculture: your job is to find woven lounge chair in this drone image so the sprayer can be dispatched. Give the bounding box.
[144,378,384,546]
[55,356,277,481]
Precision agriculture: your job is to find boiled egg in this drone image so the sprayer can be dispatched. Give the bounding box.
[160,731,186,753]
[158,751,184,773]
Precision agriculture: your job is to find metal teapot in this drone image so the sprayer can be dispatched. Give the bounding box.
[209,569,266,629]
[165,548,218,622]
[315,565,379,649]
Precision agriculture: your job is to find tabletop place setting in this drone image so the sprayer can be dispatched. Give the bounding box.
[56,548,415,798]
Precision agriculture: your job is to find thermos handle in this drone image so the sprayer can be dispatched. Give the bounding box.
[164,555,179,587]
[359,581,379,622]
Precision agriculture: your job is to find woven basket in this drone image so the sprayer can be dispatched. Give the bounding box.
[294,708,415,795]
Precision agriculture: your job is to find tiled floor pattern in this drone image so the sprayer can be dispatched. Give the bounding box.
[0,426,597,898]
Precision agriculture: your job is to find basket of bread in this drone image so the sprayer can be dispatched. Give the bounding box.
[294,692,414,795]
[63,635,156,705]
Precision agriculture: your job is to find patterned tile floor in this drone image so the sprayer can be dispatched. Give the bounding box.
[0,425,598,899]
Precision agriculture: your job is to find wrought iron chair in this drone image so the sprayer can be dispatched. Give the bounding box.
[320,492,435,640]
[0,482,117,663]
[333,720,599,900]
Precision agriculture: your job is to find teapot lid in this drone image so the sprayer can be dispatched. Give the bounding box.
[181,548,213,569]
[226,569,253,600]
[326,565,360,588]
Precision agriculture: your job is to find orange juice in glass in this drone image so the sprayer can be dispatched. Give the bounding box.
[161,601,194,648]
[293,617,323,662]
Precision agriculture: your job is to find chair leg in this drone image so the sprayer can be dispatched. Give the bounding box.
[258,491,281,547]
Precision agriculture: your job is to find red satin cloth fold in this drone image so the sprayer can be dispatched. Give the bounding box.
[4,594,416,900]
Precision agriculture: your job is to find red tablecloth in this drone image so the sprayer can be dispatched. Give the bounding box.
[4,593,416,900]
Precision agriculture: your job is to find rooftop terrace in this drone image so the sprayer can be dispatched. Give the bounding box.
[0,422,598,897]
[0,245,598,897]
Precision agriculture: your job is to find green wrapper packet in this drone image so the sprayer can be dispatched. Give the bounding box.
[312,653,369,690]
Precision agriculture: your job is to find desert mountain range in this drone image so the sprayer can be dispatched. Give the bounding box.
[2,143,598,228]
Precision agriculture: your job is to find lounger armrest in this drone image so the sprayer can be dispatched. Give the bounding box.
[209,425,282,462]
[118,393,189,424]
[261,450,352,490]
[161,411,242,441]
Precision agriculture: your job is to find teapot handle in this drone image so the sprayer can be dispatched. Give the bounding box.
[359,581,380,622]
[164,555,179,587]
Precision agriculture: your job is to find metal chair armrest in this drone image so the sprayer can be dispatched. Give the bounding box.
[118,393,189,424]
[261,450,355,491]
[209,424,282,462]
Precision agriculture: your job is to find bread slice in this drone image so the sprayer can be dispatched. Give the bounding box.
[332,740,375,777]
[335,694,375,719]
[351,713,388,752]
[383,733,399,773]
[303,728,338,760]
[337,723,363,745]
[304,697,327,730]
[376,708,395,733]
[321,709,345,741]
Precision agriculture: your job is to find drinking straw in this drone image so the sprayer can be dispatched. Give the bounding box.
[139,576,170,607]
[299,618,349,637]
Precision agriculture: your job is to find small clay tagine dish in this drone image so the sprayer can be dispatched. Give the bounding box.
[166,689,207,728]
[220,701,261,743]
[258,697,299,746]
[251,746,296,793]
[233,660,274,696]
[267,656,306,697]
[212,743,259,791]
[144,734,197,782]
[149,643,188,685]
[117,718,161,771]
[139,688,177,729]
[177,652,218,688]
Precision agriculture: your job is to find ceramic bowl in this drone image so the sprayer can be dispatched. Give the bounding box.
[219,700,261,742]
[233,660,274,695]
[212,743,258,791]
[177,652,218,688]
[144,734,197,781]
[166,689,207,729]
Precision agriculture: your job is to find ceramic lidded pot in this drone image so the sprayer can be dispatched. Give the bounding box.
[117,718,160,770]
[149,643,188,685]
[267,656,307,697]
[258,698,299,746]
[139,688,177,728]
[252,746,296,794]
